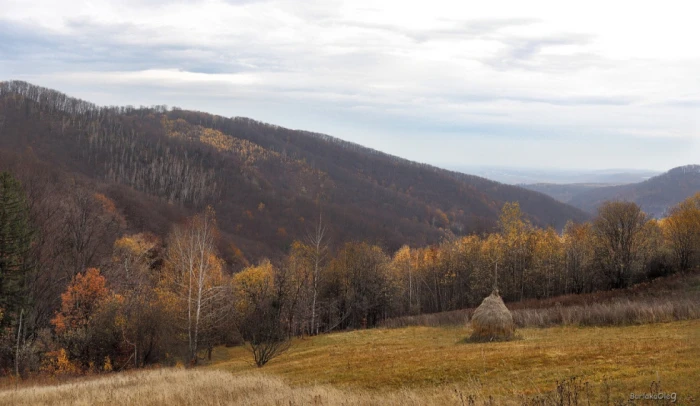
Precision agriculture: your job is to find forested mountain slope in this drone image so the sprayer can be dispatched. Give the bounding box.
[565,165,700,218]
[0,81,589,260]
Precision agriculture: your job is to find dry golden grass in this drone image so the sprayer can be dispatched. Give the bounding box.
[213,320,700,403]
[1,320,697,405]
[0,368,476,406]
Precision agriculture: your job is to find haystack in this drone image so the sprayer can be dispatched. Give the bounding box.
[469,290,515,341]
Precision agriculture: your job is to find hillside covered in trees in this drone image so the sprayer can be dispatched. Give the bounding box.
[566,165,700,218]
[523,165,700,218]
[0,81,589,262]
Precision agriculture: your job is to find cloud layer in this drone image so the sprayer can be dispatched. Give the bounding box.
[1,0,698,170]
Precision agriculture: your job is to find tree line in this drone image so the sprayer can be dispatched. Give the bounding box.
[1,161,699,375]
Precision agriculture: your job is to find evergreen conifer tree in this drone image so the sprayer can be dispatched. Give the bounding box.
[0,171,34,327]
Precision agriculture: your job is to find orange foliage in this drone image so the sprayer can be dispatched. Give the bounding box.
[51,268,109,334]
[229,243,249,268]
[93,193,117,215]
[93,192,125,227]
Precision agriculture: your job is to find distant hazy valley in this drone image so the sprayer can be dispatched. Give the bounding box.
[449,165,661,185]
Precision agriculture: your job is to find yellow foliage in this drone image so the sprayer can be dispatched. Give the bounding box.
[162,117,276,165]
[154,287,179,320]
[114,233,156,256]
[103,356,113,372]
[160,117,332,188]
[232,260,276,314]
[199,128,235,152]
[389,245,414,281]
[662,192,700,270]
[42,348,80,376]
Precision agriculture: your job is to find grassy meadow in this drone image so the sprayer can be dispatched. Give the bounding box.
[210,320,699,402]
[1,319,697,405]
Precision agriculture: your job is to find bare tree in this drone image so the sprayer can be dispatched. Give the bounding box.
[60,186,120,281]
[243,302,291,367]
[165,207,226,364]
[305,212,328,335]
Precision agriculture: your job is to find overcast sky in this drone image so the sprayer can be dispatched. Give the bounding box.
[1,0,698,171]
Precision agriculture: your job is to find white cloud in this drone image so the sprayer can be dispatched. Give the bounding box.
[1,0,698,170]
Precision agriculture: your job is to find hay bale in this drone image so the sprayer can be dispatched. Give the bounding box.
[469,290,515,341]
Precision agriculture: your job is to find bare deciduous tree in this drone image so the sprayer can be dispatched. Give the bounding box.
[305,212,328,335]
[165,207,226,364]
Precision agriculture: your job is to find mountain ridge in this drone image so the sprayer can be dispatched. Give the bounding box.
[523,165,700,218]
[0,80,590,260]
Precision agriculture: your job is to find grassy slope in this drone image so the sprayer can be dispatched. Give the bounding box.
[212,320,700,401]
[0,369,459,406]
[1,321,697,405]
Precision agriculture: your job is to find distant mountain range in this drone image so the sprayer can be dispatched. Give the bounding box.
[449,166,660,185]
[0,81,589,260]
[523,165,700,218]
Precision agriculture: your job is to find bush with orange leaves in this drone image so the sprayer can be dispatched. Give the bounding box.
[50,268,126,373]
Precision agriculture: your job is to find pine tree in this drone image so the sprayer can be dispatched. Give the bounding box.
[0,171,34,326]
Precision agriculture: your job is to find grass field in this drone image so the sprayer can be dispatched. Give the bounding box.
[1,320,698,405]
[211,320,700,403]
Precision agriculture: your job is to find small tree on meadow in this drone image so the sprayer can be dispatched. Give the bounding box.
[232,260,290,367]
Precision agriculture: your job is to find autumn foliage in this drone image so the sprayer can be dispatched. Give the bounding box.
[51,268,109,335]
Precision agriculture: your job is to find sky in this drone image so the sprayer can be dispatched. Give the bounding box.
[1,0,699,171]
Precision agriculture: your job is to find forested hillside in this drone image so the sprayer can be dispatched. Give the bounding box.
[0,81,588,262]
[523,166,700,218]
[566,165,700,218]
